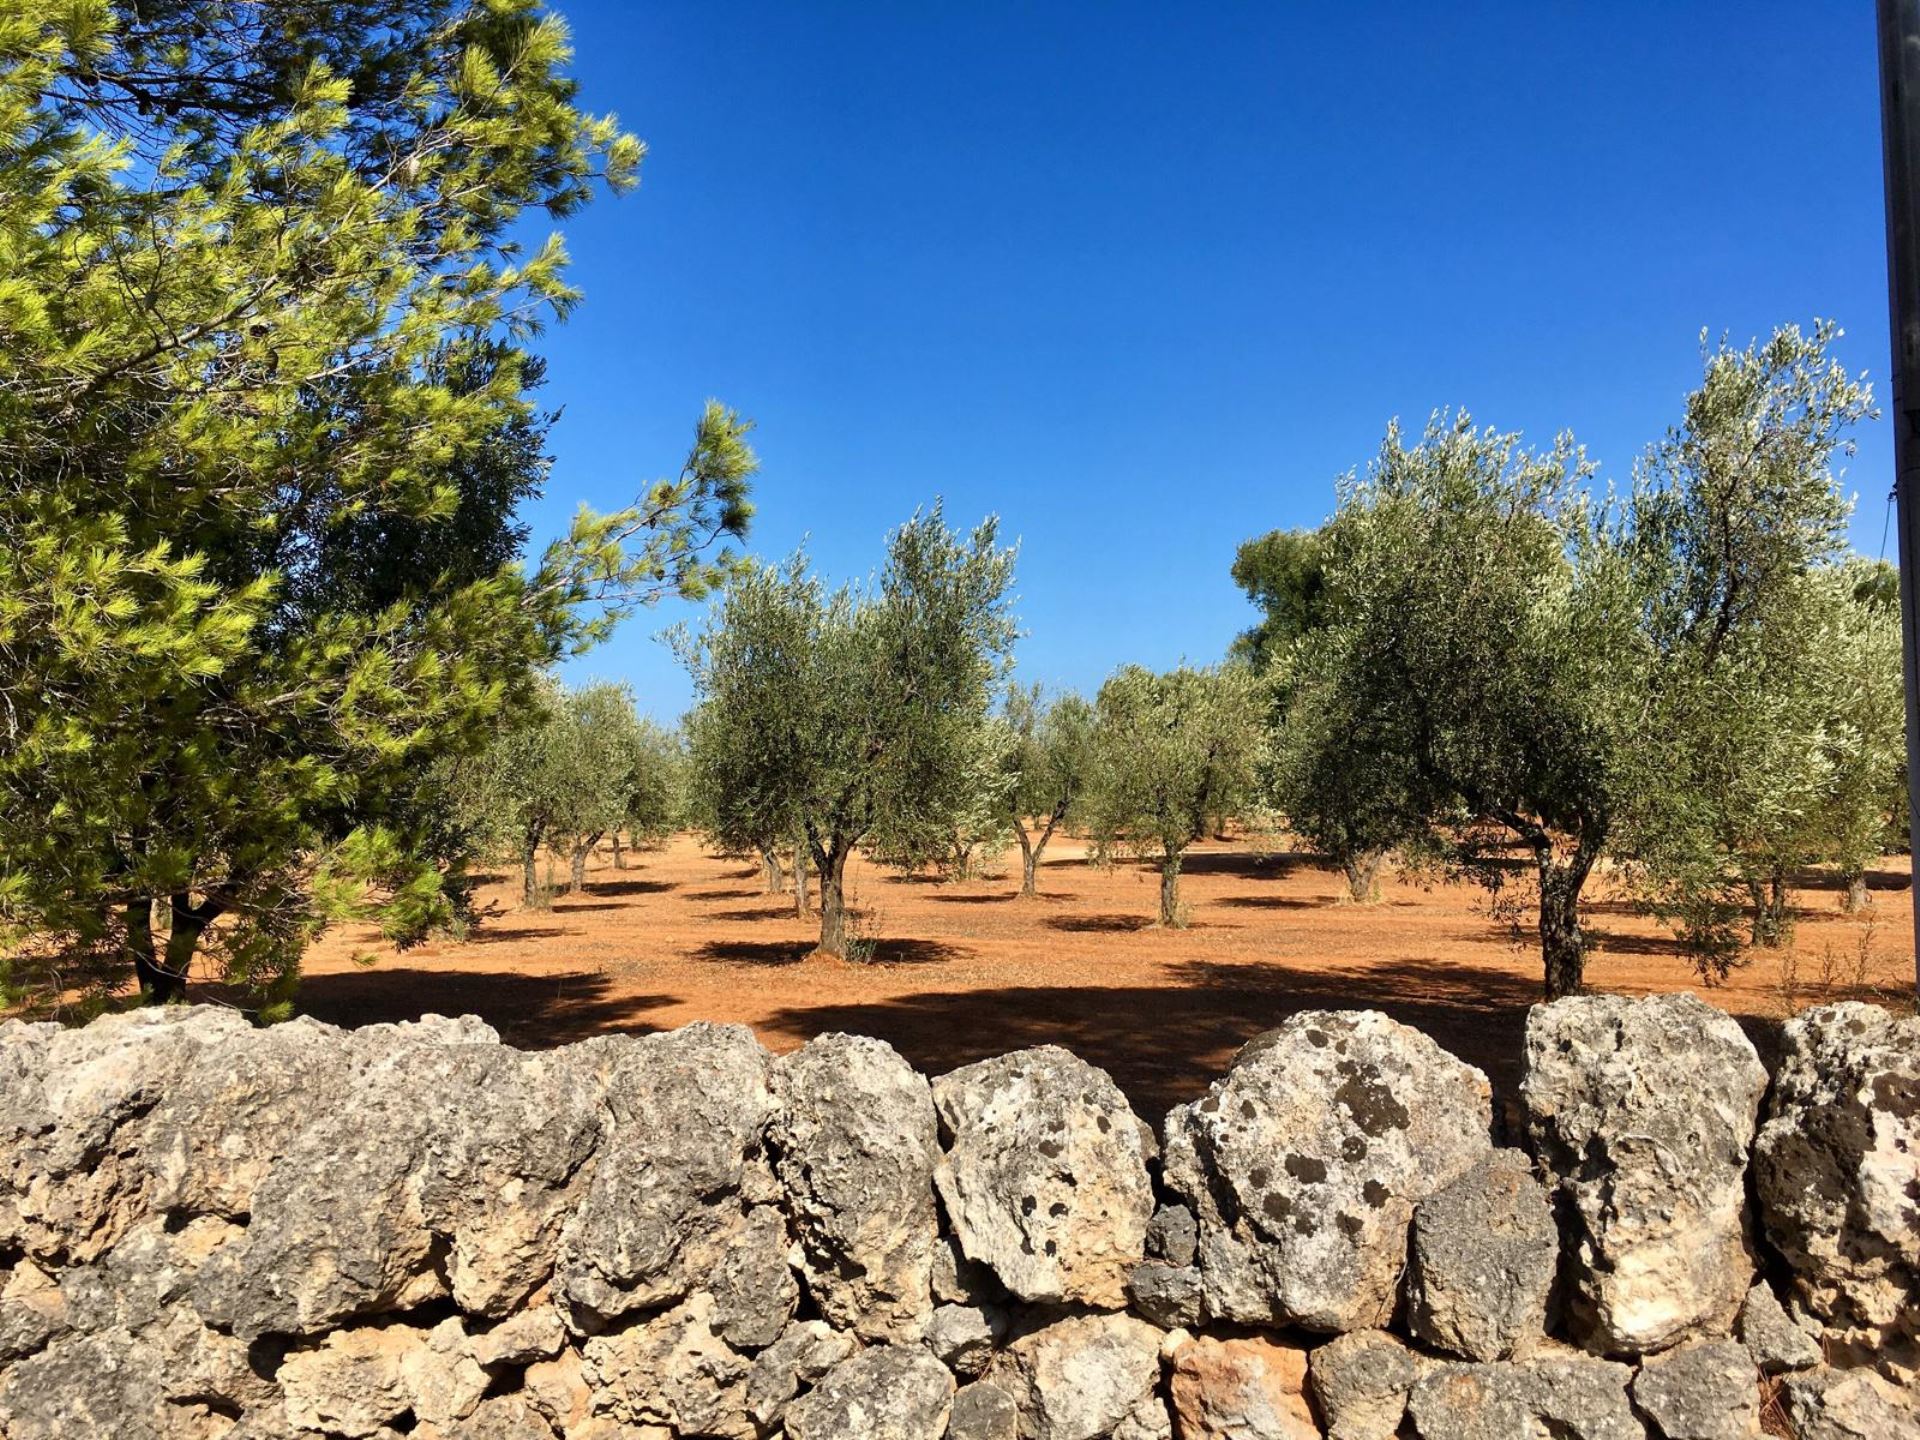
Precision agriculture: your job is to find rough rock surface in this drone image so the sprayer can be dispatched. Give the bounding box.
[949,1379,1021,1440]
[991,1311,1163,1440]
[1163,1010,1492,1331]
[1630,1339,1759,1440]
[555,1023,787,1332]
[1308,1329,1433,1440]
[1406,1147,1555,1361]
[1167,1330,1317,1440]
[771,1032,940,1341]
[927,1302,1002,1379]
[1734,1282,1822,1375]
[6,1002,1916,1440]
[745,1318,857,1429]
[783,1344,955,1440]
[1126,1260,1203,1328]
[933,1046,1153,1308]
[1522,993,1767,1357]
[1782,1366,1920,1440]
[1406,1353,1643,1440]
[1752,1002,1920,1366]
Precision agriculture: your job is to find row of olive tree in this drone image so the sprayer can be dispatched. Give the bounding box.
[1238,322,1902,998]
[444,679,684,910]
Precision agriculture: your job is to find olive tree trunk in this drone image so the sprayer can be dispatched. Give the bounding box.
[761,845,786,894]
[1159,853,1184,927]
[521,829,545,910]
[1843,870,1871,913]
[817,843,852,955]
[611,830,625,870]
[1747,872,1790,947]
[1341,848,1384,904]
[792,843,810,919]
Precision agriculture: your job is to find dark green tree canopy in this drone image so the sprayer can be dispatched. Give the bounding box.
[1230,527,1327,669]
[0,0,754,1013]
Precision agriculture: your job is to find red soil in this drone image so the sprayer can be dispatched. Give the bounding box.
[300,834,1916,1121]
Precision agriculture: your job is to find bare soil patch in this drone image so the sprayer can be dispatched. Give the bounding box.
[301,835,1916,1118]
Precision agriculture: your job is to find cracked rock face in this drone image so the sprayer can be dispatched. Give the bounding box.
[1167,1330,1317,1440]
[782,1344,955,1440]
[1163,1010,1492,1332]
[1782,1365,1920,1440]
[1753,1002,1920,1367]
[1406,1147,1556,1361]
[554,1023,789,1333]
[932,1046,1153,1309]
[770,1032,940,1342]
[1630,1338,1760,1440]
[1522,993,1767,1357]
[990,1311,1164,1440]
[1406,1353,1643,1440]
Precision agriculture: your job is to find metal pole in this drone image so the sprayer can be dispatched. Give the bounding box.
[1877,0,1920,997]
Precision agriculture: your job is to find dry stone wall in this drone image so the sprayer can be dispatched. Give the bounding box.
[0,994,1915,1439]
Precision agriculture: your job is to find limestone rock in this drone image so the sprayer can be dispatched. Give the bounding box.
[1146,1203,1198,1267]
[1406,1354,1642,1440]
[579,1291,752,1439]
[1752,1002,1920,1364]
[554,1024,785,1331]
[0,1007,250,1265]
[1309,1329,1433,1440]
[992,1311,1163,1440]
[279,1323,423,1438]
[1163,1010,1492,1331]
[191,1016,585,1338]
[1114,1392,1174,1440]
[771,1032,940,1342]
[933,1046,1153,1308]
[0,1326,173,1440]
[0,1259,67,1361]
[948,1379,1020,1440]
[1522,993,1766,1356]
[1781,1366,1920,1440]
[469,1306,567,1369]
[926,1302,1001,1379]
[1630,1339,1759,1440]
[783,1344,955,1440]
[1406,1148,1555,1361]
[1734,1282,1821,1375]
[745,1318,858,1430]
[1167,1330,1317,1440]
[1125,1260,1203,1329]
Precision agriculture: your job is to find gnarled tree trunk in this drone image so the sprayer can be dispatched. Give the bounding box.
[1159,853,1184,927]
[1843,870,1871,913]
[817,843,852,956]
[792,843,810,919]
[569,833,601,894]
[611,830,625,870]
[521,831,544,909]
[761,845,785,894]
[1340,848,1384,904]
[1747,872,1789,947]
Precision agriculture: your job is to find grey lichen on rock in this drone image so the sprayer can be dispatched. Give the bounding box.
[1163,1009,1492,1332]
[1522,993,1767,1357]
[932,1045,1154,1309]
[1406,1147,1556,1361]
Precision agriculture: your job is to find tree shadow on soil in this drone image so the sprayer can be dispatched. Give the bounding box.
[1220,895,1335,910]
[298,968,665,1048]
[694,936,971,967]
[1045,913,1153,933]
[579,877,674,898]
[759,956,1556,1122]
[690,887,759,900]
[460,926,568,944]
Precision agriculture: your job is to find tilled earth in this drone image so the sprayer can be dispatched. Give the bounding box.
[300,834,1914,1120]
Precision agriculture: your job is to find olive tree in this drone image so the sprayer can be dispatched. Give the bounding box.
[1624,323,1879,957]
[681,507,1017,955]
[1083,665,1266,926]
[1302,415,1642,998]
[1000,686,1098,897]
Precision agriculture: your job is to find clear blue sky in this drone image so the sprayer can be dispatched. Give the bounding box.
[534,1,1894,721]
